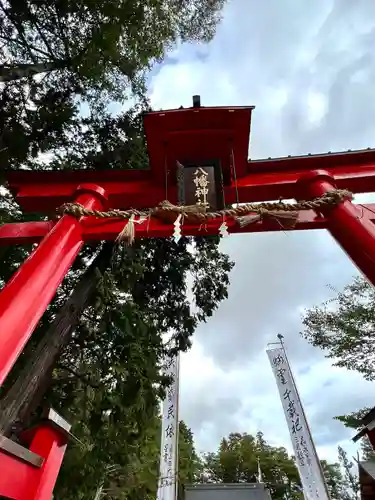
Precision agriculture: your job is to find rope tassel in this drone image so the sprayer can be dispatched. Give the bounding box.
[236,210,299,229]
[116,215,148,245]
[116,214,136,245]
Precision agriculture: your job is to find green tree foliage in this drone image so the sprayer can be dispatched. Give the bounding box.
[336,409,374,460]
[0,76,147,172]
[320,459,356,500]
[200,432,303,499]
[320,460,342,499]
[199,431,359,500]
[0,0,225,98]
[0,0,226,172]
[337,445,360,498]
[301,277,375,380]
[57,415,201,500]
[0,78,79,171]
[179,421,202,486]
[319,447,360,500]
[301,276,375,460]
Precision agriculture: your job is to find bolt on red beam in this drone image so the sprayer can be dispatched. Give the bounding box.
[0,184,107,387]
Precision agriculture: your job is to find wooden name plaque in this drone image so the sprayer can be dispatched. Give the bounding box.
[176,160,224,210]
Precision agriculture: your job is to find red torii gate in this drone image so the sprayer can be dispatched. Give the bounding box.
[1,96,375,499]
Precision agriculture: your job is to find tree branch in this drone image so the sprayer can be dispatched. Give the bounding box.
[0,34,51,60]
[56,362,100,389]
[0,3,39,63]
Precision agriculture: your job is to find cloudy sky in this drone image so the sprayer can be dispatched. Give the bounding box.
[148,0,375,465]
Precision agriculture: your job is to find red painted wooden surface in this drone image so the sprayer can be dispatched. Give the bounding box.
[299,170,375,291]
[5,148,375,212]
[1,204,375,245]
[143,105,254,182]
[0,423,68,500]
[0,184,107,386]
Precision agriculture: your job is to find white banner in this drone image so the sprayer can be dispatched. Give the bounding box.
[157,354,180,500]
[267,348,330,500]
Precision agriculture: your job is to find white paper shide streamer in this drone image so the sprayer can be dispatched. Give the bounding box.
[266,348,330,500]
[157,354,180,500]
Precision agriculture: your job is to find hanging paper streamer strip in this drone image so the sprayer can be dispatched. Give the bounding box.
[266,347,330,500]
[157,353,180,500]
[219,219,229,237]
[173,215,182,243]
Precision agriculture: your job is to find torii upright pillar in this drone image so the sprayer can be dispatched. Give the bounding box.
[299,170,375,286]
[0,184,107,385]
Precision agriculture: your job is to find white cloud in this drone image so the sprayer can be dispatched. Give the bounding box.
[149,0,375,468]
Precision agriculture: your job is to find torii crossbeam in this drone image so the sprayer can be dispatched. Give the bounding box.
[1,96,375,498]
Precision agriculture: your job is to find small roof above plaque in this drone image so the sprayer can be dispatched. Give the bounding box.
[143,96,255,185]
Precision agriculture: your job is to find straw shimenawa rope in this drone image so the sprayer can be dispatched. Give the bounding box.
[59,189,352,244]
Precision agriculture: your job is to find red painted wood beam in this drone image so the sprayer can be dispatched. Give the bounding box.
[239,148,375,204]
[6,149,375,212]
[0,409,70,500]
[80,210,327,239]
[1,204,375,245]
[0,184,107,385]
[8,174,163,213]
[0,220,54,245]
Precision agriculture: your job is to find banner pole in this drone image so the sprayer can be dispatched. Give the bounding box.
[157,353,180,500]
[266,340,330,499]
[174,353,180,500]
[278,337,331,499]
